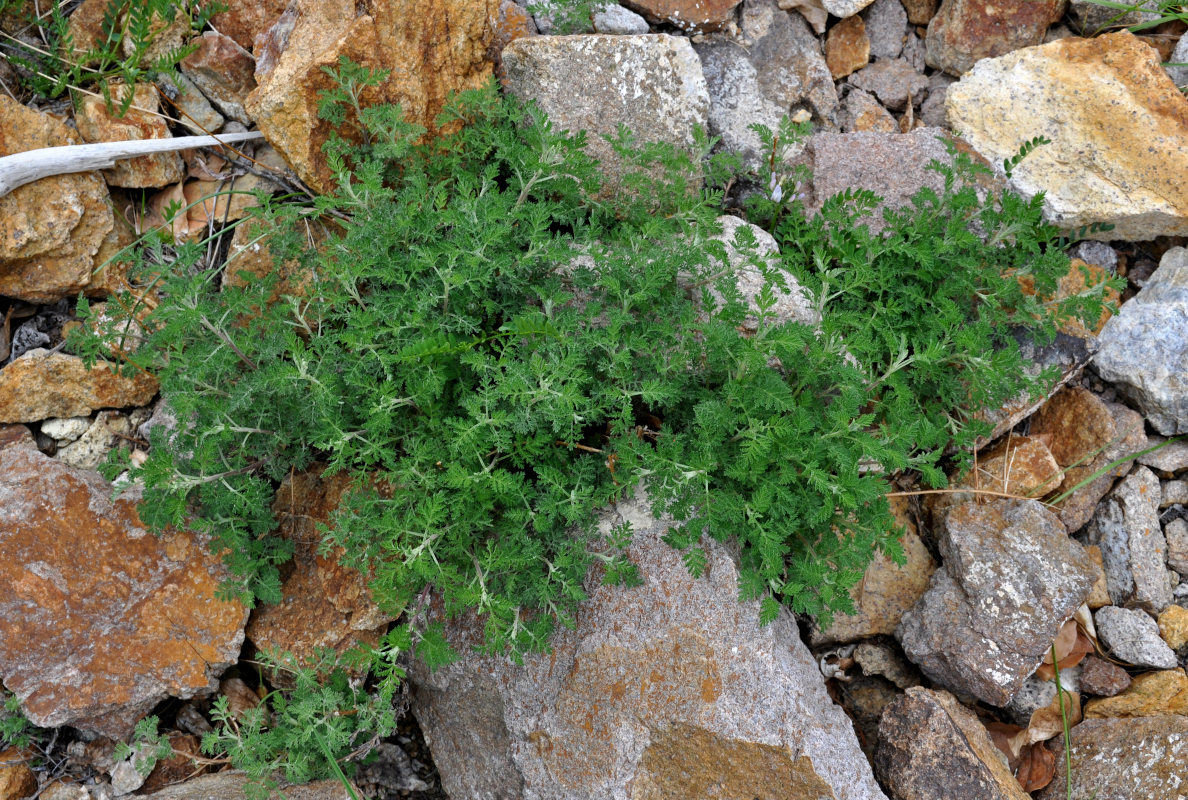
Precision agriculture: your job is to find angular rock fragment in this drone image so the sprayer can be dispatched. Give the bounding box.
[862,0,905,60]
[1084,669,1188,718]
[1037,716,1188,800]
[1095,606,1178,669]
[0,350,158,424]
[1077,655,1131,698]
[925,0,1063,76]
[825,15,869,79]
[0,96,115,302]
[897,499,1094,706]
[74,83,184,188]
[0,426,246,738]
[247,0,497,194]
[946,32,1188,240]
[848,57,928,110]
[841,87,897,132]
[503,34,708,200]
[1095,247,1188,434]
[622,0,742,31]
[1087,467,1173,613]
[876,687,1029,800]
[409,493,887,800]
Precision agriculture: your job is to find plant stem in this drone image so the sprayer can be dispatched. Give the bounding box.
[1051,643,1073,800]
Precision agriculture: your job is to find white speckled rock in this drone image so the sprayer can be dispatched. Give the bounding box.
[593,3,651,33]
[1094,606,1178,669]
[897,499,1094,706]
[823,0,876,17]
[946,32,1188,241]
[501,34,708,199]
[1095,248,1188,436]
[409,492,888,800]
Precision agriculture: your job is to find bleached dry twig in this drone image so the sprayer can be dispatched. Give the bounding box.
[0,131,265,197]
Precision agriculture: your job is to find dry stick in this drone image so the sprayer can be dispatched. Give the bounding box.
[0,131,265,197]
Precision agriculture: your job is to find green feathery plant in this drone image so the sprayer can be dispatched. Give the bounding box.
[0,0,223,114]
[71,61,1117,791]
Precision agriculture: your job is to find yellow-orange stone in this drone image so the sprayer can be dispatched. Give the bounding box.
[0,350,158,424]
[825,15,870,79]
[1084,669,1188,719]
[0,426,246,738]
[1159,605,1188,651]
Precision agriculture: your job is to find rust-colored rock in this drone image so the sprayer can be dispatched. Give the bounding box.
[0,96,115,302]
[138,733,206,794]
[0,749,36,800]
[622,0,742,32]
[1084,545,1112,609]
[1018,258,1120,338]
[489,0,537,82]
[1159,604,1188,650]
[74,83,185,188]
[247,0,498,195]
[812,496,936,645]
[246,465,395,683]
[1029,386,1117,469]
[1078,655,1131,697]
[826,15,870,79]
[927,435,1062,526]
[212,0,290,52]
[179,32,257,124]
[221,218,318,300]
[0,350,158,424]
[925,0,1063,76]
[0,426,247,738]
[1084,669,1188,718]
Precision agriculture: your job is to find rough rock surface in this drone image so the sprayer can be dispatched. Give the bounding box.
[1159,604,1188,650]
[1169,519,1188,577]
[1039,397,1147,534]
[812,497,936,645]
[862,0,905,59]
[707,215,818,331]
[1094,606,1178,669]
[897,499,1094,706]
[155,72,225,135]
[621,0,742,31]
[695,0,837,166]
[823,0,876,16]
[409,493,887,800]
[74,83,184,188]
[946,32,1188,241]
[136,771,359,800]
[848,57,928,110]
[593,4,650,34]
[0,426,246,738]
[900,0,937,24]
[503,34,708,199]
[211,0,290,51]
[1078,655,1131,698]
[0,350,158,424]
[179,32,257,124]
[0,750,36,800]
[825,15,869,79]
[1068,0,1161,33]
[876,687,1029,800]
[841,86,897,132]
[924,0,1062,76]
[247,0,498,194]
[1095,247,1188,435]
[797,127,954,232]
[0,96,115,302]
[1037,716,1188,800]
[246,466,395,681]
[1084,669,1188,718]
[1087,467,1173,613]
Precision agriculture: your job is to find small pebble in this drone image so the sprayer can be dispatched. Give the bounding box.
[1079,655,1132,697]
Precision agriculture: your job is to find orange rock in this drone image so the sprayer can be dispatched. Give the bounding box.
[489,0,537,82]
[925,0,1064,76]
[246,0,499,195]
[0,350,157,424]
[0,426,247,738]
[812,496,936,645]
[1159,604,1188,650]
[1029,386,1116,469]
[246,465,396,684]
[1083,669,1188,718]
[900,0,937,25]
[826,15,870,79]
[1017,258,1120,338]
[179,32,257,124]
[0,749,36,800]
[211,0,290,52]
[0,96,115,302]
[74,83,185,188]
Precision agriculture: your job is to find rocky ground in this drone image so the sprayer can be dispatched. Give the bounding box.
[1,0,1187,798]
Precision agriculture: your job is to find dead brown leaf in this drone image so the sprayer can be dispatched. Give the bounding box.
[1016,741,1056,793]
[219,676,264,724]
[1021,689,1082,747]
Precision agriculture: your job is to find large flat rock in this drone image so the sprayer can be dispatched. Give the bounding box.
[409,493,887,800]
[0,426,246,738]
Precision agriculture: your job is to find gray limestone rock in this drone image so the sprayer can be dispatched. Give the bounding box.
[861,0,906,60]
[823,0,877,16]
[1167,32,1188,89]
[501,34,708,199]
[896,499,1095,706]
[1087,466,1174,613]
[409,493,887,800]
[1095,247,1188,436]
[1167,518,1188,577]
[918,72,954,128]
[1071,240,1119,272]
[593,3,651,33]
[1094,605,1178,669]
[707,215,819,330]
